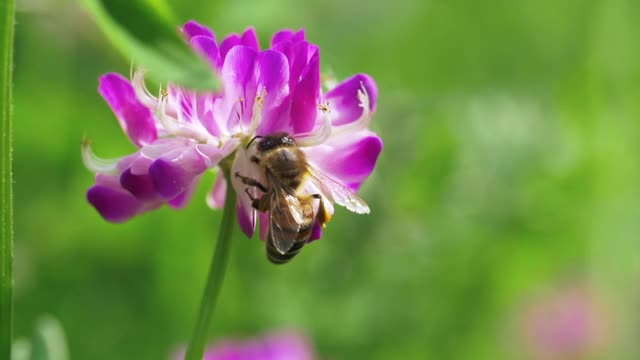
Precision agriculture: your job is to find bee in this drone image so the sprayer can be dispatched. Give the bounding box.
[235,132,369,264]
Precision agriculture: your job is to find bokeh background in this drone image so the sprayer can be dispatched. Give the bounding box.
[12,0,640,359]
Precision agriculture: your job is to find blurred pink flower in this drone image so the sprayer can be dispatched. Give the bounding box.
[173,331,315,360]
[520,285,610,360]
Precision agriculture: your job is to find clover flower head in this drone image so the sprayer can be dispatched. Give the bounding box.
[84,21,382,245]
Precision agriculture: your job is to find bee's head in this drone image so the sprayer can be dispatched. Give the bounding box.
[252,133,295,153]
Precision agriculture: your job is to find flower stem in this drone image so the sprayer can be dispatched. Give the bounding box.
[184,169,236,360]
[0,0,15,358]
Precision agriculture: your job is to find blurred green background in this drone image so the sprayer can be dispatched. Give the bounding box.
[12,0,640,359]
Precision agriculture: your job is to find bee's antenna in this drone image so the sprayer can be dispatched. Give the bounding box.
[247,135,263,149]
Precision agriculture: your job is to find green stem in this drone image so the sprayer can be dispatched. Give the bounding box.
[0,0,15,358]
[184,169,236,360]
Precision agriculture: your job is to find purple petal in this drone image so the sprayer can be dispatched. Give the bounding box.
[237,200,256,238]
[219,33,241,61]
[120,169,156,200]
[168,180,198,209]
[149,159,194,200]
[241,27,260,51]
[87,185,140,223]
[256,50,289,104]
[98,73,158,147]
[190,35,221,68]
[271,28,305,46]
[217,46,258,131]
[206,173,227,209]
[326,74,378,126]
[290,53,320,134]
[292,29,306,42]
[271,29,294,46]
[195,95,224,137]
[288,41,310,92]
[304,131,383,191]
[308,221,322,243]
[181,20,215,41]
[253,50,291,135]
[256,97,292,136]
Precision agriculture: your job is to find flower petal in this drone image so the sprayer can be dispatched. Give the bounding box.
[231,147,264,238]
[168,179,199,209]
[288,41,310,92]
[194,95,224,137]
[120,169,156,200]
[271,28,305,46]
[181,20,215,41]
[304,131,383,191]
[149,159,195,200]
[255,50,291,135]
[236,200,256,238]
[190,35,220,68]
[216,46,258,133]
[195,144,235,169]
[271,29,294,46]
[308,220,322,242]
[256,50,289,103]
[219,33,241,61]
[206,172,227,209]
[325,74,378,126]
[87,185,140,223]
[241,27,260,51]
[290,52,320,134]
[99,73,158,147]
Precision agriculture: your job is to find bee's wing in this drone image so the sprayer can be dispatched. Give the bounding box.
[268,177,309,255]
[306,164,370,214]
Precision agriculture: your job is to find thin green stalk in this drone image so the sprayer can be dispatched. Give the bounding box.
[0,0,15,358]
[184,169,236,360]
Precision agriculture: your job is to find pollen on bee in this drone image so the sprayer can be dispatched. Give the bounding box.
[322,208,332,227]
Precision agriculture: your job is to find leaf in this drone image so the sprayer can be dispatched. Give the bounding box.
[82,0,219,91]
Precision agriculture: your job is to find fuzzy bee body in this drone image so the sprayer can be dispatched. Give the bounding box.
[237,132,368,264]
[248,133,318,264]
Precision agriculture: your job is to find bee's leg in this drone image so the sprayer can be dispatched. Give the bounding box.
[235,172,267,192]
[244,189,270,212]
[244,188,262,210]
[312,194,332,227]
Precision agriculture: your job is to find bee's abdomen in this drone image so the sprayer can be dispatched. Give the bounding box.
[265,218,313,265]
[266,237,306,264]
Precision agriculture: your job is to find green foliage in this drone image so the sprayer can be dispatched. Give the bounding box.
[12,0,640,359]
[82,0,218,90]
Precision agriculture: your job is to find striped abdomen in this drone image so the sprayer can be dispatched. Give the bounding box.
[266,195,314,264]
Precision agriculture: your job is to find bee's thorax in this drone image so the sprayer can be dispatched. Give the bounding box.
[257,139,308,191]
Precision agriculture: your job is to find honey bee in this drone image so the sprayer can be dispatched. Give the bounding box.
[235,132,369,264]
